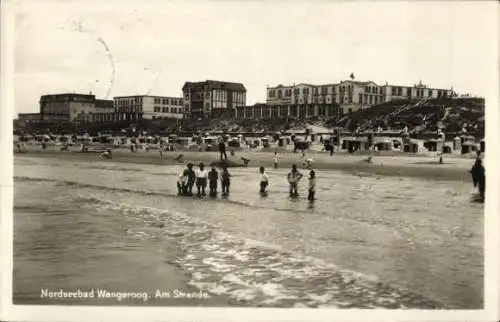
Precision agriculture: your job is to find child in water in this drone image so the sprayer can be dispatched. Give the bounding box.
[177,169,188,195]
[208,165,219,197]
[220,164,231,196]
[307,170,316,201]
[287,164,303,197]
[196,163,208,196]
[259,166,269,194]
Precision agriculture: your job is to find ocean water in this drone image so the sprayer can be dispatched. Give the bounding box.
[13,156,483,308]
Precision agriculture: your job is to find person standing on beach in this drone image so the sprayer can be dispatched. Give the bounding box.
[220,164,231,196]
[219,139,227,161]
[208,165,219,197]
[307,170,316,201]
[196,163,208,196]
[259,166,269,195]
[273,152,280,169]
[287,164,303,197]
[186,163,196,196]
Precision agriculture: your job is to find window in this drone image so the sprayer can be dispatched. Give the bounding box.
[277,91,282,99]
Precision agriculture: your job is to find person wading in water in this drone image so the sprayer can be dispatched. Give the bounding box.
[208,164,219,197]
[196,163,208,196]
[185,163,196,196]
[287,164,303,197]
[220,164,231,196]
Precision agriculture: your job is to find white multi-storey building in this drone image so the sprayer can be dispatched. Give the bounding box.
[263,79,455,119]
[114,95,184,121]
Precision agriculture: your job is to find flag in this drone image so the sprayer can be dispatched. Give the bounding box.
[350,73,355,80]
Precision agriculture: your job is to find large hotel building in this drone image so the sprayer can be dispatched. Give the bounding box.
[39,93,114,125]
[182,80,246,119]
[234,80,454,120]
[114,95,184,121]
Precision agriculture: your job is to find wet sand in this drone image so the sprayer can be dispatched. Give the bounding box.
[15,146,475,182]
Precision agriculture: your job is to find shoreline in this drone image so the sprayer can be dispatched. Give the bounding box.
[15,148,475,182]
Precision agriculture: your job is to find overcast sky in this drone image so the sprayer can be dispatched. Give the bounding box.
[14,0,498,115]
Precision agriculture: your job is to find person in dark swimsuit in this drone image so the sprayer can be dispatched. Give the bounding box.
[208,165,219,197]
[221,164,231,196]
[186,163,196,196]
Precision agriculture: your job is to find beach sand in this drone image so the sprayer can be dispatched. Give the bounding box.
[15,145,475,182]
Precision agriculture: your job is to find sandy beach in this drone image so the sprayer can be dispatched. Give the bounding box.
[15,145,476,182]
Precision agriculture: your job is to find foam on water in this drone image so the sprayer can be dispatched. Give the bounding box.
[14,158,483,308]
[76,196,444,309]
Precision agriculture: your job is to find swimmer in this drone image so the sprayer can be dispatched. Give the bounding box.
[185,163,196,196]
[177,169,188,195]
[287,164,303,197]
[208,164,219,197]
[307,170,316,201]
[196,163,208,196]
[220,164,231,196]
[259,166,269,195]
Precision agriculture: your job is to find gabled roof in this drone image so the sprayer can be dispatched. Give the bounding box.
[340,80,380,86]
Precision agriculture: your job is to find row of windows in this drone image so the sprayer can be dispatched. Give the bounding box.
[213,90,227,101]
[116,107,142,113]
[269,85,384,98]
[232,92,246,104]
[390,87,449,97]
[153,106,183,114]
[153,97,183,105]
[236,105,337,119]
[116,98,142,105]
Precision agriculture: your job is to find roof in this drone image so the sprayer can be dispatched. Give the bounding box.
[40,93,96,101]
[113,95,183,99]
[340,80,379,86]
[182,80,246,92]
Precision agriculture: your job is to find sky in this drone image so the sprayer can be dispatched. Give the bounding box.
[13,0,499,115]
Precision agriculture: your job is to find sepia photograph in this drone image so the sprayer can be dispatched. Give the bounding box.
[1,0,499,321]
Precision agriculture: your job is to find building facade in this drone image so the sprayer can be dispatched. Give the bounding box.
[383,81,454,102]
[114,95,184,121]
[17,113,42,125]
[39,93,114,124]
[93,99,115,122]
[265,80,455,120]
[182,80,246,119]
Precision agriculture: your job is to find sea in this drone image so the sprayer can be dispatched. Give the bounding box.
[13,155,483,309]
